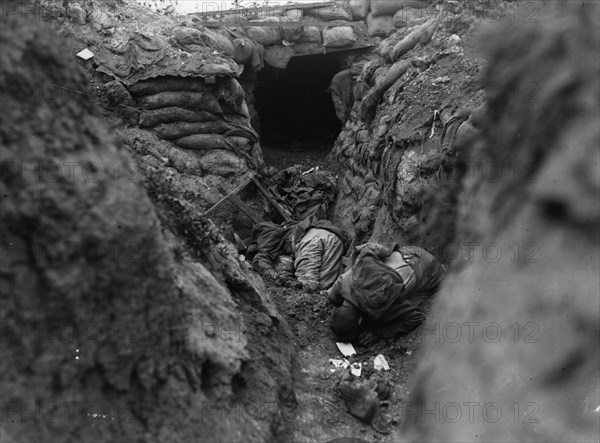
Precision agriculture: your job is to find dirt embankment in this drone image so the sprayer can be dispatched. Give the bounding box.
[405,2,600,441]
[0,16,296,443]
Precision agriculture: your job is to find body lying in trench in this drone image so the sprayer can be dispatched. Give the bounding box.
[249,218,444,345]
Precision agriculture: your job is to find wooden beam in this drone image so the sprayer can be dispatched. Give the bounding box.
[250,177,293,223]
[226,193,264,224]
[204,176,253,217]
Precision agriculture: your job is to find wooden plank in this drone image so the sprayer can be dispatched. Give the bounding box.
[215,1,336,16]
[226,193,264,224]
[250,177,293,223]
[204,176,253,217]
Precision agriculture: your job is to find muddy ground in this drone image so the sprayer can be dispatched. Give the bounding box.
[267,278,435,442]
[257,144,432,442]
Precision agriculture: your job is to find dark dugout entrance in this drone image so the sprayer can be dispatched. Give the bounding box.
[254,53,342,155]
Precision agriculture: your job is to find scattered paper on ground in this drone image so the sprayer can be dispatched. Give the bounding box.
[76,48,94,60]
[374,354,390,371]
[336,342,356,357]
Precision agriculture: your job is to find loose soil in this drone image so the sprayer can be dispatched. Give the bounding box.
[258,148,436,442]
[267,280,435,442]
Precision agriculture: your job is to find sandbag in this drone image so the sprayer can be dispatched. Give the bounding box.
[293,42,322,55]
[330,69,355,122]
[359,59,411,122]
[246,26,282,46]
[305,5,352,21]
[172,26,234,56]
[282,25,304,42]
[139,91,223,114]
[139,107,220,128]
[391,15,439,61]
[393,8,414,28]
[392,7,432,27]
[198,150,249,177]
[264,45,295,69]
[233,38,254,64]
[129,77,212,96]
[323,26,357,48]
[153,120,234,140]
[172,26,208,47]
[349,0,370,19]
[208,29,236,56]
[216,78,246,113]
[380,28,410,62]
[174,134,252,152]
[153,120,257,141]
[251,43,265,71]
[371,0,429,17]
[284,8,303,20]
[299,26,322,43]
[366,12,395,37]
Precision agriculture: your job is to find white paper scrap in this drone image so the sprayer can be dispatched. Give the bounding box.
[336,342,356,357]
[329,358,349,369]
[76,48,94,60]
[374,354,390,371]
[350,362,362,377]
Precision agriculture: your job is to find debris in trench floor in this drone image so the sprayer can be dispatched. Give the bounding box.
[268,278,436,442]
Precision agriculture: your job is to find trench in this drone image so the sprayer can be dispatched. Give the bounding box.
[8,1,598,441]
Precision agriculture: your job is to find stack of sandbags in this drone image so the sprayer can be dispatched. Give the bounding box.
[349,0,370,20]
[366,0,431,36]
[305,4,353,21]
[129,76,261,172]
[323,26,357,48]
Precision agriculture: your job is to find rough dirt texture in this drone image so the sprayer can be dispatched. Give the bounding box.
[331,5,490,256]
[0,17,296,443]
[404,2,600,442]
[270,281,437,442]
